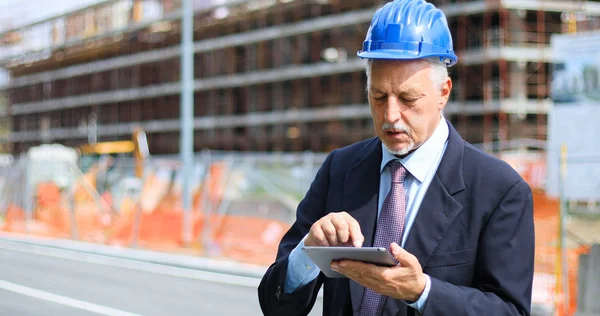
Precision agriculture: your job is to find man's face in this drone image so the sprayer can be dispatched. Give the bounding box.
[368,59,452,156]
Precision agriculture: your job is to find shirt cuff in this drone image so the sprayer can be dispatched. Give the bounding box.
[406,274,431,313]
[284,236,321,293]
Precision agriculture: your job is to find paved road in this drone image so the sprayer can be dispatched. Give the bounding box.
[0,240,323,316]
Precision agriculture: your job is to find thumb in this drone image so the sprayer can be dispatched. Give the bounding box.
[390,242,413,266]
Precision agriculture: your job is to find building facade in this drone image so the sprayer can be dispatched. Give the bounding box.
[1,0,599,154]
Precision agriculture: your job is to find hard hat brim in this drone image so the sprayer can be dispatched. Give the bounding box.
[357,50,458,67]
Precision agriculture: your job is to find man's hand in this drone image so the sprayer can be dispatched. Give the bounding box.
[331,242,427,302]
[304,212,364,247]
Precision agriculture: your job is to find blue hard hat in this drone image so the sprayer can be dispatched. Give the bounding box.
[357,0,458,66]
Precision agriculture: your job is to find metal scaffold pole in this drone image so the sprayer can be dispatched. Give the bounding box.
[557,143,569,315]
[181,0,194,246]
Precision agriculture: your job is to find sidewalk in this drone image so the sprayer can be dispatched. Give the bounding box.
[0,231,267,279]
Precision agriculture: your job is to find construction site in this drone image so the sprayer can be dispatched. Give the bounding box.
[2,0,600,154]
[0,0,600,315]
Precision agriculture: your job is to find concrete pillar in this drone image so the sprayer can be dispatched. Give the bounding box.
[509,61,527,101]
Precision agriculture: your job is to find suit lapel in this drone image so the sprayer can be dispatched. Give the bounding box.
[403,121,466,267]
[342,137,382,315]
[402,174,463,266]
[383,121,466,315]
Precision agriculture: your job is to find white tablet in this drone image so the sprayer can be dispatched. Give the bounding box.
[302,246,397,278]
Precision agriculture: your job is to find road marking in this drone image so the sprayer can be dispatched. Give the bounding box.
[0,240,261,288]
[0,279,143,316]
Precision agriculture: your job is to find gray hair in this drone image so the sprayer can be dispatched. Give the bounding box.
[365,58,449,93]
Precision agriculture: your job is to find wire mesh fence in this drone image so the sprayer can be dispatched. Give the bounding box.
[0,146,324,266]
[0,146,597,315]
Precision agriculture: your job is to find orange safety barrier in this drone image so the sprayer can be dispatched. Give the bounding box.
[2,183,70,238]
[35,182,70,236]
[0,181,113,241]
[500,153,588,316]
[531,189,591,316]
[104,161,290,265]
[2,204,25,231]
[4,156,592,315]
[212,215,289,266]
[108,192,188,249]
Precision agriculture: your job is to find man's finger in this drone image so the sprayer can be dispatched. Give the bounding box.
[337,260,386,284]
[342,213,364,247]
[338,259,374,271]
[331,215,350,244]
[309,225,329,246]
[390,242,415,267]
[322,221,339,245]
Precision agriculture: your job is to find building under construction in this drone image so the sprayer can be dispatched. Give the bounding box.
[1,0,599,155]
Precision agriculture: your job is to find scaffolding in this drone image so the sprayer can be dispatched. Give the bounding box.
[0,0,600,154]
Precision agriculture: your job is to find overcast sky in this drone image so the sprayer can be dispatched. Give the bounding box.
[0,0,106,31]
[0,0,238,31]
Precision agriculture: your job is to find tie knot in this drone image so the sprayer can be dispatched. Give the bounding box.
[389,160,407,183]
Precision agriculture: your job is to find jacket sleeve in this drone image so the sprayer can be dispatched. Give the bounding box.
[258,150,336,316]
[423,180,535,316]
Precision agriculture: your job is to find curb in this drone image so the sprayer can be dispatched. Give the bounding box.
[0,232,267,279]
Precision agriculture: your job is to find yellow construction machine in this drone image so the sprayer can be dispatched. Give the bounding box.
[78,129,149,178]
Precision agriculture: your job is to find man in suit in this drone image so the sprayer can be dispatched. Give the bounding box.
[258,0,535,315]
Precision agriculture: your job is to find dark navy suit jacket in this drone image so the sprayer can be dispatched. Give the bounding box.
[258,121,534,316]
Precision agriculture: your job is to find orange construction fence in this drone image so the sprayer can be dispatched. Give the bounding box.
[532,189,591,316]
[1,157,595,311]
[0,161,290,266]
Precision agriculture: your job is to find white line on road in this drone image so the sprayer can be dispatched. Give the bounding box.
[0,279,143,316]
[0,240,261,288]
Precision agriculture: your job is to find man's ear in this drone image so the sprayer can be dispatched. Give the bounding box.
[438,77,452,111]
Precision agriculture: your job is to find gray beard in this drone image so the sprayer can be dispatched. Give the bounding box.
[383,140,415,157]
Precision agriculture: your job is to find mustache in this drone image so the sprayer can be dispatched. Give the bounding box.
[382,122,411,135]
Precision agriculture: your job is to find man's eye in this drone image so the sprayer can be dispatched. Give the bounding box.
[373,95,386,101]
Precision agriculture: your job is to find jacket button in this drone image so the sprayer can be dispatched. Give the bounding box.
[275,286,282,300]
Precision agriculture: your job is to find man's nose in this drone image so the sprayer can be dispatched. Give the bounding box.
[384,96,402,123]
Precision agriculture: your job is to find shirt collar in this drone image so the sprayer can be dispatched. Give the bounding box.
[380,117,449,183]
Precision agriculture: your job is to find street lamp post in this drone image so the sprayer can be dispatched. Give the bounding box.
[180,0,194,246]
